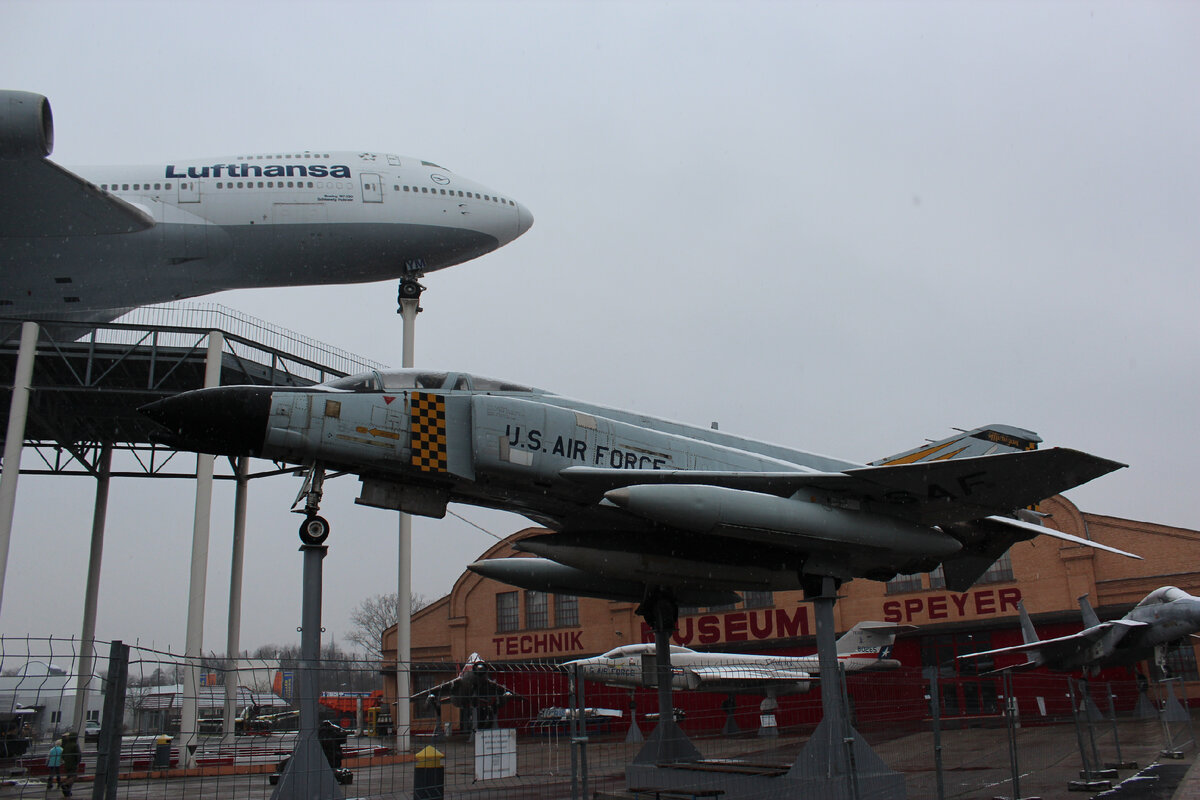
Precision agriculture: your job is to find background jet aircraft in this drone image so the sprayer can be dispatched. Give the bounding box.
[0,91,532,324]
[566,621,912,695]
[957,587,1200,675]
[411,652,520,731]
[141,368,1136,602]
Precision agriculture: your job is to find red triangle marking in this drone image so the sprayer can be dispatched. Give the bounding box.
[383,396,395,404]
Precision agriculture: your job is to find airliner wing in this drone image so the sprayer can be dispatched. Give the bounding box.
[0,157,153,237]
[563,448,1126,525]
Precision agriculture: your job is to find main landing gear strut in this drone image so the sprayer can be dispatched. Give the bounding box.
[293,464,330,546]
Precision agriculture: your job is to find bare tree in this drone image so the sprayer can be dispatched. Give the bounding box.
[346,592,427,659]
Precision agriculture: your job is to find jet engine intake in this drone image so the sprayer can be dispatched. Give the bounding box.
[0,91,53,158]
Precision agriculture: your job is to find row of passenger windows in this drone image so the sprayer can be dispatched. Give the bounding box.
[398,185,516,205]
[100,181,517,205]
[101,183,175,191]
[236,153,332,159]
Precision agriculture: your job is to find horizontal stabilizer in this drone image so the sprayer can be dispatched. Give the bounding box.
[981,515,1141,560]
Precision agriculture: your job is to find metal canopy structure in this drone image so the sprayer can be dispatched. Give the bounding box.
[0,303,389,762]
[0,304,386,478]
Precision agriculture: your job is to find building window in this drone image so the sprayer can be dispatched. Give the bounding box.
[742,591,774,609]
[707,602,737,613]
[554,594,579,627]
[928,565,946,590]
[886,573,924,595]
[977,551,1015,584]
[496,591,518,633]
[1164,642,1200,681]
[525,590,548,630]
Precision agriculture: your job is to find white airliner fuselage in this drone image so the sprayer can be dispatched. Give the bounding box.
[0,92,532,322]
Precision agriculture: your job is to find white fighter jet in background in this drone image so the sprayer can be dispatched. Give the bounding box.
[566,621,914,696]
[0,91,532,325]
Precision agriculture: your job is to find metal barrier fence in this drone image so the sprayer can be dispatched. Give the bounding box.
[0,637,1194,799]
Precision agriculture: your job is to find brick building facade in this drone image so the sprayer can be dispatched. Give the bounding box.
[383,495,1199,731]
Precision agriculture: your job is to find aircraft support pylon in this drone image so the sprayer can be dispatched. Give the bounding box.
[271,540,341,800]
[786,575,905,798]
[632,589,701,765]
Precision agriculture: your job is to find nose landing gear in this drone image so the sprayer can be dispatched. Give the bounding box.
[293,464,330,545]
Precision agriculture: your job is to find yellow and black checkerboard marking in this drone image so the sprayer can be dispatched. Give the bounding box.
[410,392,447,473]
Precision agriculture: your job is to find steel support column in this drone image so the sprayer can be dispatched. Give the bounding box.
[0,320,39,615]
[223,456,250,740]
[181,331,223,767]
[74,444,112,734]
[395,297,418,755]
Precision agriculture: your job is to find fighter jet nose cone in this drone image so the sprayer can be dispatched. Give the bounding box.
[139,386,274,457]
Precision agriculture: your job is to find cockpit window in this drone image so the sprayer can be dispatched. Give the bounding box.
[471,376,539,393]
[321,370,543,393]
[323,372,382,392]
[1136,586,1188,607]
[379,371,449,390]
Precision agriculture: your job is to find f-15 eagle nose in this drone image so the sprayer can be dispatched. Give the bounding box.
[140,386,274,457]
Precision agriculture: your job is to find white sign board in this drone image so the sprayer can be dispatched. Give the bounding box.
[474,728,517,781]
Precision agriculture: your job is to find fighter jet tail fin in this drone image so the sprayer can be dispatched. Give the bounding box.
[1078,594,1101,628]
[835,622,915,670]
[1018,602,1040,646]
[870,424,1041,466]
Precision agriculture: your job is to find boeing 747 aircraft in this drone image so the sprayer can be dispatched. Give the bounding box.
[0,91,533,324]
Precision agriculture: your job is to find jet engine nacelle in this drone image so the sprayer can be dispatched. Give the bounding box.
[0,91,53,158]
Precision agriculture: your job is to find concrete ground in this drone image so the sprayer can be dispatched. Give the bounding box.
[0,718,1195,799]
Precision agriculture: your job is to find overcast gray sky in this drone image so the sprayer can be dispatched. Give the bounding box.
[1,1,1197,658]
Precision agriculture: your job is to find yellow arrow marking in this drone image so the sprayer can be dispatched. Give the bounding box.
[355,426,401,440]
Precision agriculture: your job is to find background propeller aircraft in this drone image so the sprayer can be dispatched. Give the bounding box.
[141,368,1137,603]
[957,586,1200,675]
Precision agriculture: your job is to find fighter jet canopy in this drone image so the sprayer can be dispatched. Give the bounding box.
[1135,586,1191,607]
[320,369,546,394]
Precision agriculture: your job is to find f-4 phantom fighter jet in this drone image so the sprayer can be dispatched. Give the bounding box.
[0,91,532,325]
[141,368,1136,601]
[957,587,1200,675]
[565,621,911,696]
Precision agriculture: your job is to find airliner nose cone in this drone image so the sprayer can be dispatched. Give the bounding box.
[517,203,534,237]
[140,386,273,457]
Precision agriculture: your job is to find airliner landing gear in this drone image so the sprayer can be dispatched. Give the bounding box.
[293,464,330,545]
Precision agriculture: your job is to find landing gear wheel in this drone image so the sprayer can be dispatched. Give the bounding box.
[398,279,422,299]
[299,515,330,545]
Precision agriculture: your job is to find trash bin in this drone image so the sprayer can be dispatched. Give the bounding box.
[414,745,444,800]
[154,734,172,768]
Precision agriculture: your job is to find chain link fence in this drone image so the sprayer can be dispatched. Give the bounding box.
[0,637,1194,799]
